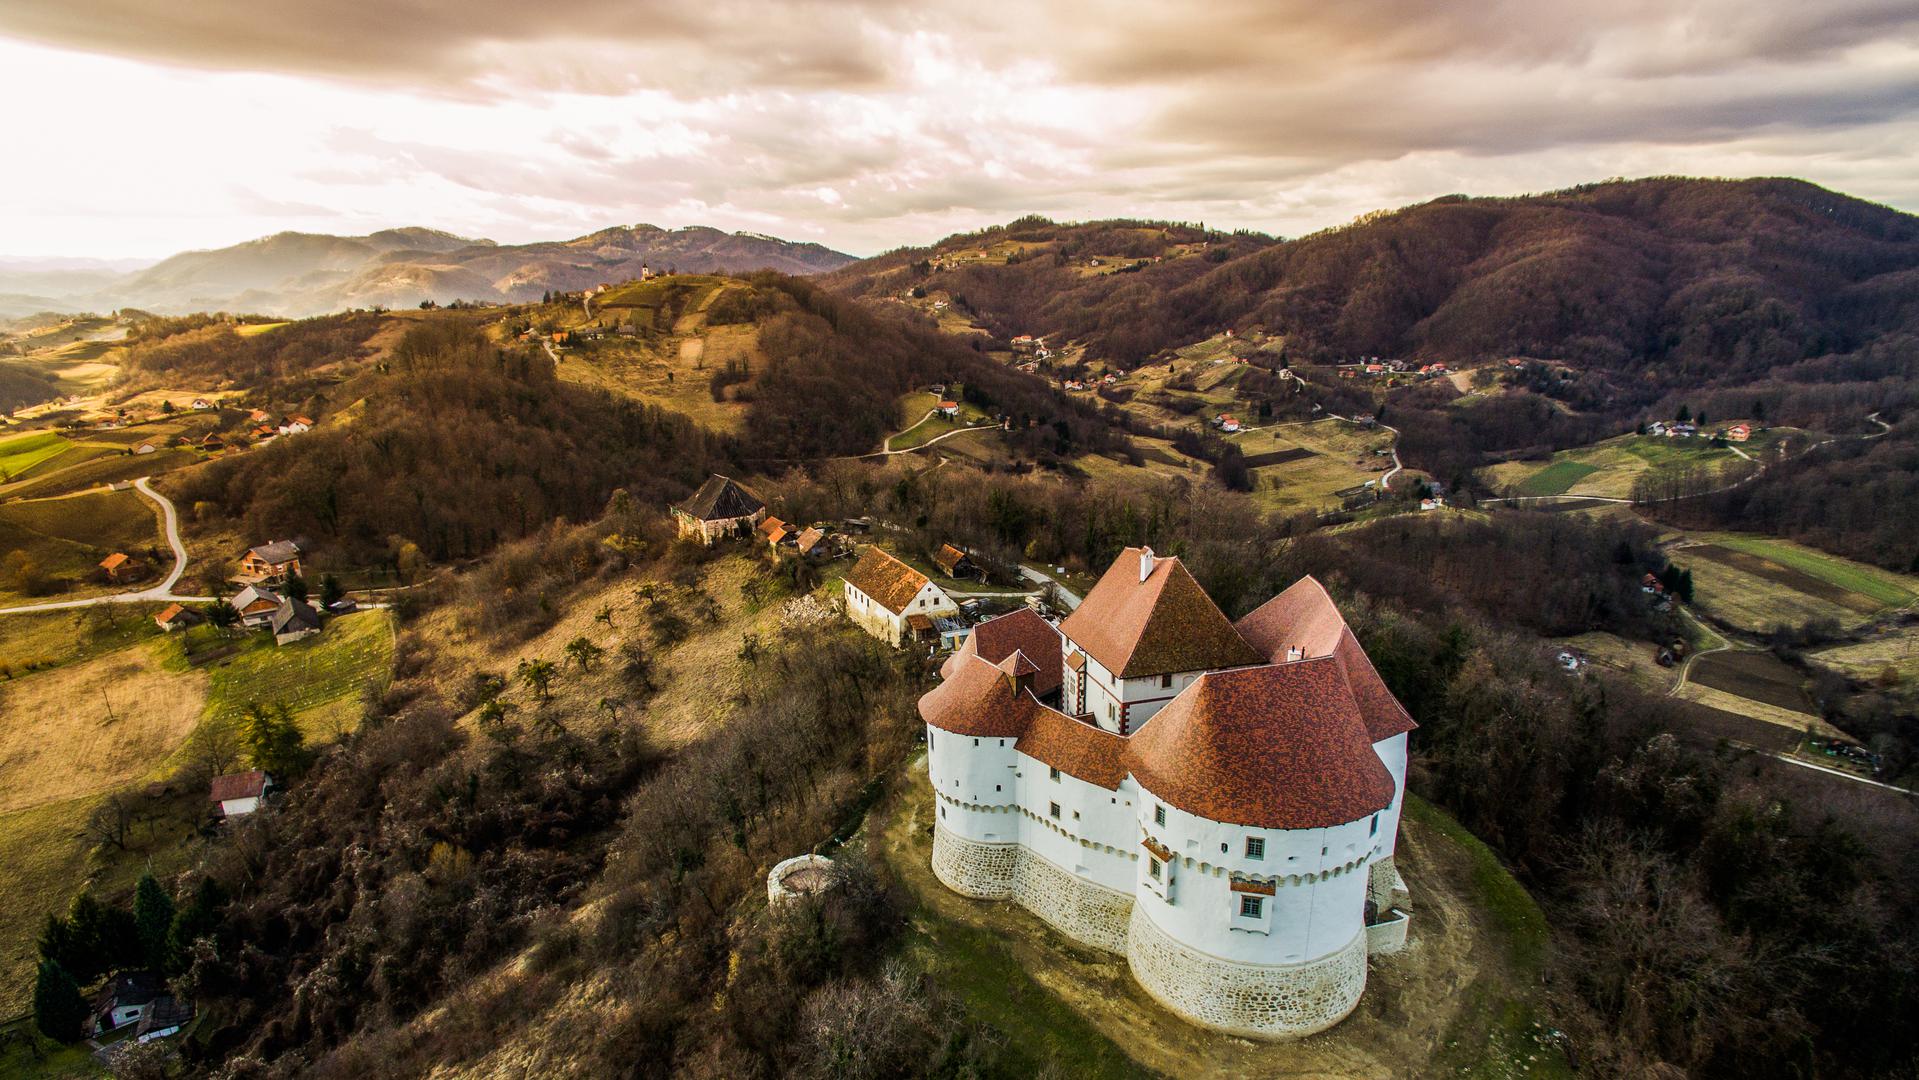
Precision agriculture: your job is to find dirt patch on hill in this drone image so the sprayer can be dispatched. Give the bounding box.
[1691,650,1812,713]
[1242,446,1316,468]
[0,639,208,814]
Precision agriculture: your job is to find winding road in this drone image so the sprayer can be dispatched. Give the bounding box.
[0,477,213,616]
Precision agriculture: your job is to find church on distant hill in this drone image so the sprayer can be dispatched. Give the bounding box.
[921,547,1414,1038]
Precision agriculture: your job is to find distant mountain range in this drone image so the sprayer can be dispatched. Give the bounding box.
[0,225,855,319]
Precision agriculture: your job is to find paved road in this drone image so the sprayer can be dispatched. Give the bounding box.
[1018,565,1084,611]
[0,477,214,615]
[1320,412,1403,492]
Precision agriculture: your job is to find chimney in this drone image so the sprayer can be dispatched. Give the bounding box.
[1138,547,1155,583]
[1286,645,1304,662]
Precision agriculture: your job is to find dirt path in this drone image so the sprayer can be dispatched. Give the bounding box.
[0,477,212,615]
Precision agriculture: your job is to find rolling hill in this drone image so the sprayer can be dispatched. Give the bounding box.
[5,225,857,318]
[828,178,1919,390]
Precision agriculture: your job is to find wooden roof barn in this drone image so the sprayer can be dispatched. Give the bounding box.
[672,474,767,545]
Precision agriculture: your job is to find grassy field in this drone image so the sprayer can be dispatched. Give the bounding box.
[1516,459,1599,496]
[0,638,209,815]
[199,610,397,741]
[0,488,162,602]
[1810,624,1919,681]
[1690,650,1812,714]
[0,605,166,675]
[0,432,70,479]
[1,447,196,500]
[1233,419,1395,513]
[1675,533,1916,632]
[1484,434,1742,500]
[234,321,289,337]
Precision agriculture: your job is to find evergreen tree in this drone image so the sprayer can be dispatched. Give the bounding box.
[319,573,345,608]
[242,702,306,776]
[33,959,88,1042]
[283,571,308,603]
[1676,404,1691,422]
[60,892,140,982]
[164,877,225,975]
[133,873,175,972]
[1677,568,1695,604]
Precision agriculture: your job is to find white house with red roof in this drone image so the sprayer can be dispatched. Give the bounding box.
[923,548,1414,1039]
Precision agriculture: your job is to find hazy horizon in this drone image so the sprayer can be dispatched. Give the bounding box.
[2,0,1917,261]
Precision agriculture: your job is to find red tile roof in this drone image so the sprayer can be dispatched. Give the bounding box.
[920,651,1041,738]
[966,608,1063,697]
[209,769,269,802]
[844,546,930,614]
[1059,548,1263,678]
[154,603,187,625]
[933,543,969,574]
[99,552,128,571]
[1124,660,1395,829]
[1236,577,1415,741]
[1018,705,1127,788]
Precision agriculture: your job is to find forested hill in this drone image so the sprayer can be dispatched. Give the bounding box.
[830,178,1919,386]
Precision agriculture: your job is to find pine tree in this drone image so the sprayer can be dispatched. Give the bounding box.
[133,873,175,972]
[242,702,306,776]
[33,959,88,1042]
[164,877,225,975]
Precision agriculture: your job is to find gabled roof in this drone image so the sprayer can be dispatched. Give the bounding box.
[964,607,1063,697]
[933,543,970,574]
[1236,576,1416,742]
[1059,548,1263,678]
[1124,661,1395,829]
[1018,704,1127,788]
[229,584,282,611]
[246,539,301,564]
[675,474,766,521]
[270,597,321,635]
[154,603,191,626]
[210,769,270,802]
[844,546,930,615]
[99,552,129,571]
[796,526,825,554]
[757,515,787,539]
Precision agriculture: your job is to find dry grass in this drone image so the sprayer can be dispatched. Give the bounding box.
[1810,625,1919,681]
[1673,682,1840,739]
[0,639,209,814]
[1234,419,1394,513]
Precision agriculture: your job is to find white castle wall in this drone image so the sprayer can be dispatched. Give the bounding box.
[1127,904,1369,1038]
[1372,732,1409,863]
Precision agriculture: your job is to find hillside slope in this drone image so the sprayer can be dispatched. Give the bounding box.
[16,226,857,317]
[831,179,1919,389]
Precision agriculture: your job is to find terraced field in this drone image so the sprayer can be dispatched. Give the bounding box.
[1484,433,1743,499]
[1675,532,1918,631]
[1231,420,1394,513]
[0,431,70,478]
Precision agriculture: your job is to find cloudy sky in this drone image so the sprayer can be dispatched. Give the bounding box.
[2,0,1916,260]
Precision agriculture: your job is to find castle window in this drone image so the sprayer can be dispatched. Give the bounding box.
[1148,858,1162,880]
[939,805,946,819]
[1154,804,1166,826]
[994,785,1001,792]
[1160,673,1172,688]
[1245,837,1265,860]
[1239,896,1264,918]
[1049,802,1061,819]
[928,731,934,749]
[973,738,978,746]
[1370,814,1379,837]
[1049,767,1061,782]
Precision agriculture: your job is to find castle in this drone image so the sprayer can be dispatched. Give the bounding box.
[920,548,1415,1038]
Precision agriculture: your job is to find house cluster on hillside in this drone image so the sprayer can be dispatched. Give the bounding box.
[218,539,340,645]
[921,548,1414,1038]
[670,474,837,558]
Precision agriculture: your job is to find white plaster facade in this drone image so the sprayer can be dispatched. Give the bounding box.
[845,576,956,647]
[922,553,1415,1040]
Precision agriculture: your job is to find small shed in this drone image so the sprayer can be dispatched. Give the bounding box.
[210,769,273,817]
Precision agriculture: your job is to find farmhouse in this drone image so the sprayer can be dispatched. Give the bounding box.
[795,526,826,556]
[210,769,274,817]
[1727,423,1751,442]
[270,596,322,644]
[192,398,215,410]
[932,543,978,580]
[842,545,957,647]
[925,549,1414,1039]
[93,971,167,1035]
[757,515,794,548]
[239,539,303,584]
[153,603,201,631]
[277,415,313,435]
[99,551,130,580]
[229,584,283,627]
[936,400,960,418]
[671,474,767,545]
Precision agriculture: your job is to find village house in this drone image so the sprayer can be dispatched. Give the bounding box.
[210,769,273,817]
[153,603,202,632]
[133,996,193,1044]
[842,545,958,647]
[134,442,156,455]
[99,552,130,581]
[671,474,767,545]
[277,415,313,435]
[92,972,168,1035]
[192,398,215,410]
[795,526,826,557]
[936,400,960,419]
[248,409,271,424]
[758,515,798,550]
[239,539,303,584]
[1726,423,1751,442]
[229,584,283,627]
[924,549,1414,1039]
[270,596,322,645]
[933,543,980,581]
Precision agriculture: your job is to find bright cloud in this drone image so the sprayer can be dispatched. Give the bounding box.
[0,0,1915,258]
